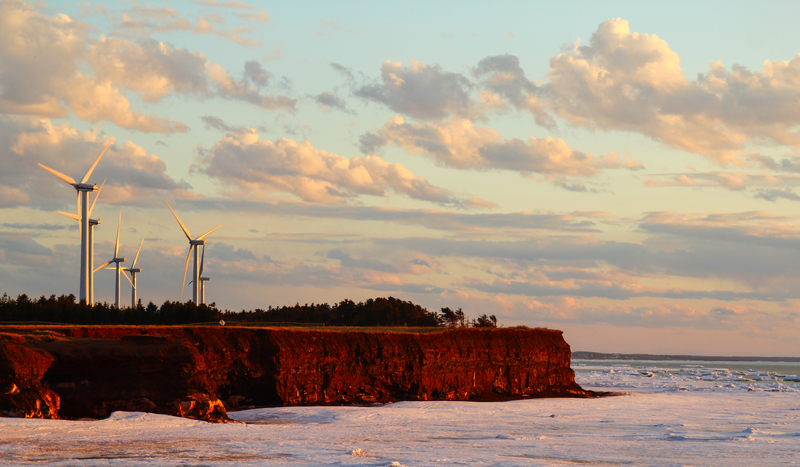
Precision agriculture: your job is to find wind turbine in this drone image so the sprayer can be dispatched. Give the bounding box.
[123,237,145,309]
[166,203,222,304]
[95,213,127,309]
[38,142,111,302]
[59,180,106,305]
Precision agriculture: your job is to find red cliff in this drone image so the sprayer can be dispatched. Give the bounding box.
[0,326,590,422]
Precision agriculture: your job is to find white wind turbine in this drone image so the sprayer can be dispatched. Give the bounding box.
[38,143,111,303]
[166,203,222,304]
[95,213,127,309]
[59,180,106,305]
[123,237,145,309]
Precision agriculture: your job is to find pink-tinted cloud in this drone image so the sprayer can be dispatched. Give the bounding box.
[198,129,462,204]
[542,19,800,164]
[363,117,642,179]
[1,116,193,209]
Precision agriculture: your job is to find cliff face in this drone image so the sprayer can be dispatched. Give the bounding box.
[0,327,588,422]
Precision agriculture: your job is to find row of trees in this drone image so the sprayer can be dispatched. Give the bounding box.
[0,293,498,328]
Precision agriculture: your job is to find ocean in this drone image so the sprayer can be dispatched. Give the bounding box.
[1,356,798,466]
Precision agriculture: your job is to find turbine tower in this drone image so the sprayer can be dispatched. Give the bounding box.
[95,213,127,309]
[166,203,222,304]
[38,143,111,302]
[198,245,209,305]
[123,237,145,309]
[59,180,106,305]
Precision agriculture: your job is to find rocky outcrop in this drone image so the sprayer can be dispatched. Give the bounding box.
[0,326,590,422]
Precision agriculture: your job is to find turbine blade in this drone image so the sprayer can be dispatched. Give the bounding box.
[114,212,121,258]
[88,179,106,217]
[166,203,192,241]
[196,224,222,241]
[94,261,111,273]
[80,142,111,184]
[38,163,76,185]
[180,247,191,302]
[132,236,145,268]
[199,244,205,276]
[122,269,133,287]
[58,211,80,221]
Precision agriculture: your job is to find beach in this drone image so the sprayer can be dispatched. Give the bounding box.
[1,358,798,466]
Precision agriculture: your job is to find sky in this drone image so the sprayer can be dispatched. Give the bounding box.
[3,0,800,356]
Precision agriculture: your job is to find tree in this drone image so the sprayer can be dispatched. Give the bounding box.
[474,314,497,328]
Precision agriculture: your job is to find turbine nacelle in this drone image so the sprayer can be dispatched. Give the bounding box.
[190,240,206,246]
[75,183,98,192]
[112,257,127,263]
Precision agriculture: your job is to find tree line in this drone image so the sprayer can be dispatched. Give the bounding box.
[0,293,498,328]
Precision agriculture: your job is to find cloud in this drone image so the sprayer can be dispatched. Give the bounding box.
[353,210,800,300]
[327,248,398,273]
[88,37,210,103]
[355,60,479,120]
[109,4,194,37]
[110,2,266,46]
[197,128,460,204]
[754,189,800,202]
[208,242,257,261]
[314,92,351,113]
[465,275,787,302]
[1,223,70,231]
[749,153,800,173]
[0,1,291,132]
[201,116,237,132]
[206,61,296,111]
[190,0,254,9]
[363,117,642,179]
[0,1,186,133]
[330,63,355,81]
[1,117,193,209]
[321,20,341,31]
[540,18,800,164]
[644,171,800,193]
[472,54,553,127]
[185,198,601,235]
[514,297,800,332]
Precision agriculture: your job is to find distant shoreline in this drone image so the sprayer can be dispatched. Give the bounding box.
[573,351,800,363]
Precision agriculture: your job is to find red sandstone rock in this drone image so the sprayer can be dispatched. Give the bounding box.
[0,326,589,422]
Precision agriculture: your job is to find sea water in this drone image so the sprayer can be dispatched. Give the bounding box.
[1,358,799,466]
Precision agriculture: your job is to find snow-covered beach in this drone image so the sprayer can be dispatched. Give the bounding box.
[1,359,799,466]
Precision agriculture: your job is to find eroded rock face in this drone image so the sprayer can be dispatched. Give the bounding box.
[0,327,588,422]
[0,342,59,418]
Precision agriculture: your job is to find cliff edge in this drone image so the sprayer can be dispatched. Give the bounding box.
[1,326,591,422]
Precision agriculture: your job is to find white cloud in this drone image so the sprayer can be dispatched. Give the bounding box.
[0,1,293,132]
[198,129,460,204]
[0,116,192,209]
[364,116,641,178]
[541,18,800,164]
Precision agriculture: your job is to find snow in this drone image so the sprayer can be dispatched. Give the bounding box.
[1,360,799,466]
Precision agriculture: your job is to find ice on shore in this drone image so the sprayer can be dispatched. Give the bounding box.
[1,361,799,466]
